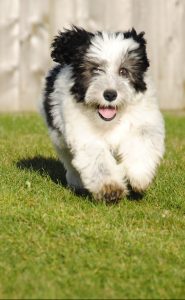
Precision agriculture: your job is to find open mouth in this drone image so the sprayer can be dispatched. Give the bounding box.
[98,105,117,121]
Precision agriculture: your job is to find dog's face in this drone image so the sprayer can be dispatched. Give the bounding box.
[51,26,149,122]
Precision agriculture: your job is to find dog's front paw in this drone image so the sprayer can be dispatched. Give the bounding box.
[129,175,152,193]
[93,183,128,204]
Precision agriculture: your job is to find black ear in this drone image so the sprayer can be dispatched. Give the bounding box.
[51,26,94,65]
[122,28,147,47]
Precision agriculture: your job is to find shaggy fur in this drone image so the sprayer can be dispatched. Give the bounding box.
[41,26,165,203]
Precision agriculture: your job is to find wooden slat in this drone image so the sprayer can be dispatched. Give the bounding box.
[132,0,185,109]
[0,0,19,111]
[19,0,50,110]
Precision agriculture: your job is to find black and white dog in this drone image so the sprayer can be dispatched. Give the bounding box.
[41,26,165,203]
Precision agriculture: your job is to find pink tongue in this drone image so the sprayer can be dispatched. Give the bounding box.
[98,107,117,119]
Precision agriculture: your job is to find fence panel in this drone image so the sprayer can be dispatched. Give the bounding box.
[0,0,184,111]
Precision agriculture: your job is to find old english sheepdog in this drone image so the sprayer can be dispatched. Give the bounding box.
[41,26,165,203]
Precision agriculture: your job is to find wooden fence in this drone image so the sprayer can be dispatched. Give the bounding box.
[0,0,185,111]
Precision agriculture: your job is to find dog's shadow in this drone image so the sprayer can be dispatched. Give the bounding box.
[16,155,143,201]
[16,155,90,197]
[16,155,67,186]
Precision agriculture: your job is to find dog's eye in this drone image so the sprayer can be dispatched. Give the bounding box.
[119,67,128,77]
[92,66,104,74]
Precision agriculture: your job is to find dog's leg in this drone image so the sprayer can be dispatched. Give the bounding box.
[48,129,83,190]
[122,134,164,193]
[72,142,128,203]
[55,145,84,190]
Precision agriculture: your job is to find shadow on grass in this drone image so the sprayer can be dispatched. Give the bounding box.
[16,155,67,186]
[16,155,143,202]
[16,155,90,198]
[127,190,144,201]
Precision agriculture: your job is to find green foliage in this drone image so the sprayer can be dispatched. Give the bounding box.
[0,113,185,299]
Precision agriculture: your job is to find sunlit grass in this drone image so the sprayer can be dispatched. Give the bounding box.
[0,112,185,299]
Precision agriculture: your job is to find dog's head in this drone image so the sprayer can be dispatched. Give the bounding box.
[51,26,149,122]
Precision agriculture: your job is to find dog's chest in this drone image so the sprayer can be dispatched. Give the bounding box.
[102,118,131,151]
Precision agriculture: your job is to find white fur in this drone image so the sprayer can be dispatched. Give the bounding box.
[41,33,165,198]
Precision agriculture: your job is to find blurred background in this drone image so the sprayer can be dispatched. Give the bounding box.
[0,0,185,112]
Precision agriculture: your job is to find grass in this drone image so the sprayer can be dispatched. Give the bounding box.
[0,112,185,299]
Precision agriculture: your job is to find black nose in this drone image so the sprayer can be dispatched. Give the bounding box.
[103,89,117,102]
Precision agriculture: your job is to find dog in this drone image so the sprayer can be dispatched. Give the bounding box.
[41,26,165,203]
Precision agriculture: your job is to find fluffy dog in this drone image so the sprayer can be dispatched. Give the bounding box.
[41,26,165,203]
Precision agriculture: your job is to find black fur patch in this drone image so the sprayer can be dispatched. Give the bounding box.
[51,26,94,102]
[117,28,149,92]
[43,64,62,130]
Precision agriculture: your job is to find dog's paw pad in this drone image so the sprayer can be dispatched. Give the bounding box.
[94,183,127,204]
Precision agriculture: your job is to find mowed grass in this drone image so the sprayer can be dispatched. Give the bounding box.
[0,112,185,299]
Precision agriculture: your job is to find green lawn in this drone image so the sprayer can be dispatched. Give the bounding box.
[0,112,185,299]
